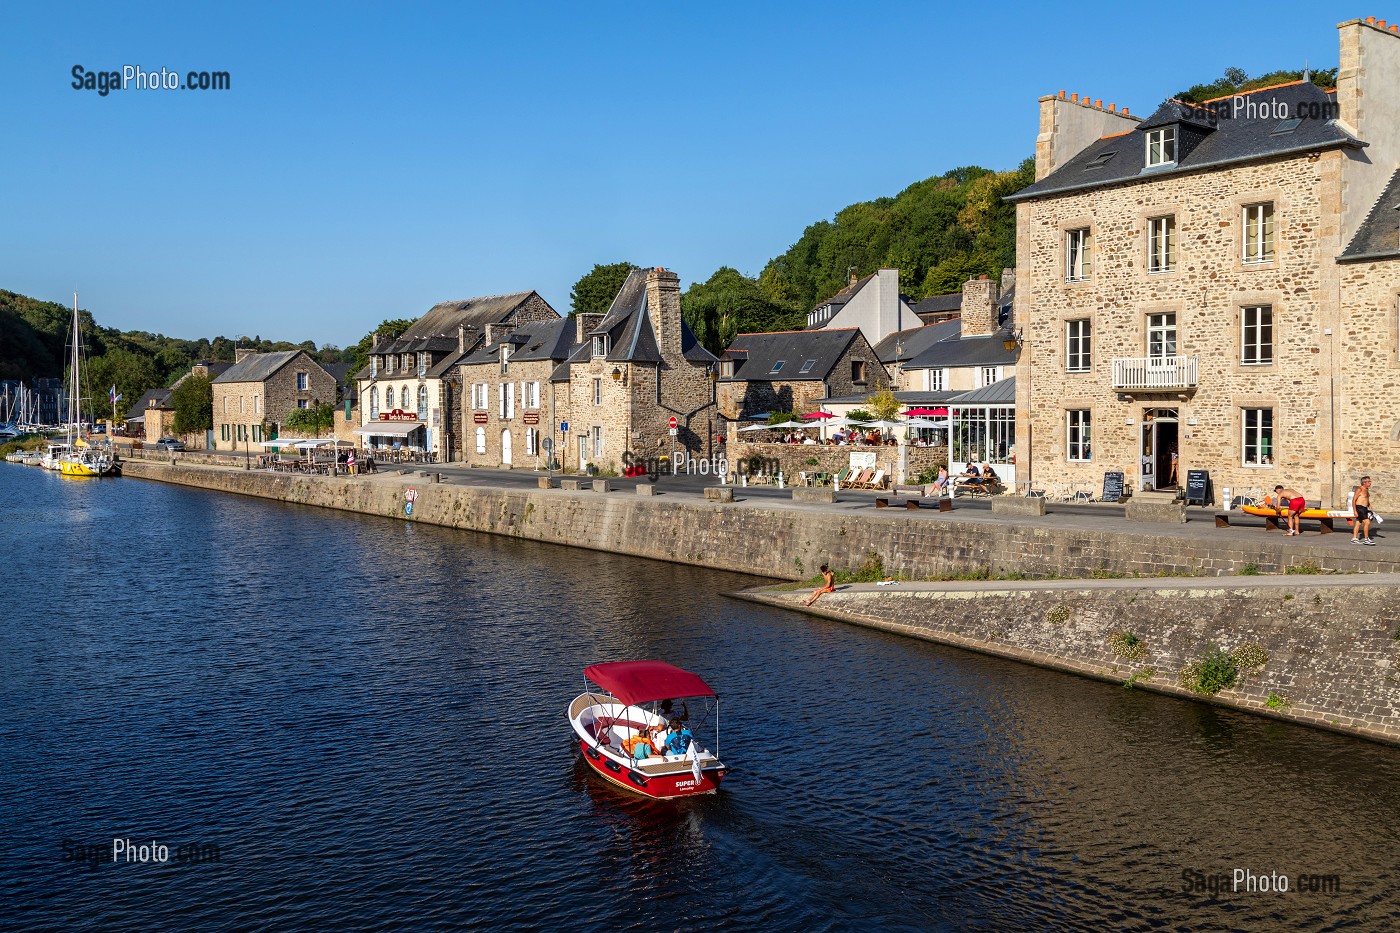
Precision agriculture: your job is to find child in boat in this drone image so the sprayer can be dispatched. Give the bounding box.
[622,725,666,761]
[665,719,694,758]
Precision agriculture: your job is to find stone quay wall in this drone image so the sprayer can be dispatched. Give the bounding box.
[742,582,1400,748]
[728,441,946,483]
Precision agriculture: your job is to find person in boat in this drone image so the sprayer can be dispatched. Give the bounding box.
[622,724,666,761]
[1272,484,1306,536]
[665,718,694,758]
[804,563,836,607]
[657,698,689,723]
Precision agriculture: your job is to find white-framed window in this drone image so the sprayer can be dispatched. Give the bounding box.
[418,353,427,376]
[386,386,394,409]
[403,354,413,371]
[1147,313,1177,360]
[591,425,603,456]
[297,399,308,409]
[592,378,602,406]
[1243,202,1275,264]
[400,385,409,412]
[240,395,245,414]
[978,366,1003,388]
[720,360,734,378]
[385,354,393,374]
[254,394,261,414]
[1242,407,1274,466]
[1147,215,1176,273]
[223,396,229,413]
[1067,409,1091,461]
[926,368,947,391]
[475,426,486,454]
[592,335,609,358]
[370,387,379,419]
[371,356,378,377]
[417,385,428,419]
[297,372,308,390]
[1242,305,1274,365]
[526,427,538,456]
[498,383,515,419]
[1066,319,1091,372]
[1146,126,1176,166]
[1066,228,1091,281]
[500,344,511,375]
[525,381,540,409]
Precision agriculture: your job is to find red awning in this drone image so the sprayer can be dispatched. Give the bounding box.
[584,660,716,706]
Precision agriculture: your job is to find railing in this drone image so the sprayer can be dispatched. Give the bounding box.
[1111,355,1199,390]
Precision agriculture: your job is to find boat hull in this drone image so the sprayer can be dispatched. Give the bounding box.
[569,694,726,800]
[1242,505,1352,522]
[59,460,103,477]
[577,739,725,799]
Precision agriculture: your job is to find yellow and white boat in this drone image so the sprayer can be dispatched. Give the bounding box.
[56,295,117,478]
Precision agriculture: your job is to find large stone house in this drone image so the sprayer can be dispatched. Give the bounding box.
[456,317,578,468]
[1007,17,1400,505]
[125,360,231,445]
[212,350,336,450]
[555,267,718,473]
[716,327,889,420]
[354,291,559,460]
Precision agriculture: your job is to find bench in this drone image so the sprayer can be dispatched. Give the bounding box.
[1216,503,1341,534]
[876,485,928,510]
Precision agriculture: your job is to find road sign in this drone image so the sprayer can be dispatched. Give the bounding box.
[560,421,569,432]
[668,416,678,429]
[669,428,678,437]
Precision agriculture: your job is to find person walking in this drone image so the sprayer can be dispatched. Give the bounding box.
[1272,484,1305,536]
[1352,476,1375,545]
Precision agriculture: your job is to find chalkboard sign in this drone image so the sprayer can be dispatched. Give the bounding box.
[1185,469,1210,506]
[1102,471,1125,503]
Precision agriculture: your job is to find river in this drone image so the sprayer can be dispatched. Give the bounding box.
[2,464,1397,931]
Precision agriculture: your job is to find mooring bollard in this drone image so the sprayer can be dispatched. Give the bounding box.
[778,472,785,489]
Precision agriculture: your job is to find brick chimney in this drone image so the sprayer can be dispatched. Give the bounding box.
[960,275,999,338]
[1337,18,1400,243]
[849,271,859,287]
[645,267,683,357]
[484,322,516,346]
[576,313,605,343]
[235,348,256,363]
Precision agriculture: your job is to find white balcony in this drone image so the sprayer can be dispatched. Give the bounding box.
[1111,356,1199,391]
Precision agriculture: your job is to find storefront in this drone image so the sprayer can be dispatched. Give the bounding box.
[948,378,1017,490]
[352,420,427,454]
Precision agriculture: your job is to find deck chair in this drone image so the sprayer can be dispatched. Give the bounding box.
[851,469,874,488]
[833,468,853,487]
[866,470,887,490]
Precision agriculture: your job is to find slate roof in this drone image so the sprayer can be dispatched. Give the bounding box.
[720,329,860,382]
[322,362,354,384]
[1008,82,1362,202]
[897,317,1018,371]
[458,317,578,366]
[125,388,171,420]
[910,292,962,319]
[873,318,961,364]
[952,376,1016,405]
[212,350,303,384]
[821,390,962,405]
[1339,167,1400,262]
[809,273,875,314]
[572,269,715,366]
[373,291,546,353]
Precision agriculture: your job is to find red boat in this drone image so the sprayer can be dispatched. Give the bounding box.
[569,660,728,799]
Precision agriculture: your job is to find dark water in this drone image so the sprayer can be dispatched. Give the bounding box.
[2,465,1398,931]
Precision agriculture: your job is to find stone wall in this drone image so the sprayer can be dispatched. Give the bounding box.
[1016,149,1347,504]
[1337,257,1400,511]
[728,440,946,482]
[744,582,1400,747]
[213,351,336,451]
[459,357,555,468]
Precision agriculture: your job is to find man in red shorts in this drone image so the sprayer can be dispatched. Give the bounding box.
[1273,484,1306,536]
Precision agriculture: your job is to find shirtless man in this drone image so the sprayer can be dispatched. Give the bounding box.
[1353,476,1374,545]
[804,563,836,606]
[1273,484,1305,536]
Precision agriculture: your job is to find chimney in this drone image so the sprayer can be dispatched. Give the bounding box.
[849,271,859,287]
[1035,92,1140,180]
[1000,267,1016,297]
[484,322,516,346]
[576,313,605,343]
[235,348,256,363]
[1337,18,1400,243]
[457,323,468,354]
[644,267,683,357]
[960,275,999,338]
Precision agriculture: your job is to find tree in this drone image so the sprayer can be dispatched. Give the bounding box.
[283,402,336,437]
[86,348,159,424]
[347,318,417,376]
[681,267,791,354]
[170,373,213,435]
[569,262,634,317]
[865,389,901,422]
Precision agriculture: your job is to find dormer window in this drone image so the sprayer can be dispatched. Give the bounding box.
[500,344,512,375]
[418,353,427,376]
[592,335,609,358]
[1146,127,1176,167]
[385,355,393,374]
[371,355,378,377]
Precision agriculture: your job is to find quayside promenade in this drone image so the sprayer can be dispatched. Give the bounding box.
[117,458,1400,746]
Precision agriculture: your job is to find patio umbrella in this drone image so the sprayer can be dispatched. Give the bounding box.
[739,423,777,432]
[825,417,868,428]
[860,419,905,429]
[905,418,950,429]
[800,412,834,420]
[771,420,817,429]
[903,407,950,417]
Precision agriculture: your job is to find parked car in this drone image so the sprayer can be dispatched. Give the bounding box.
[154,437,186,452]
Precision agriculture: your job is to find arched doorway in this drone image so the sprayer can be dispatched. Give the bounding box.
[501,429,513,465]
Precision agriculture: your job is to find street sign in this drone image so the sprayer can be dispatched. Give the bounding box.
[668,416,678,429]
[542,438,553,452]
[669,428,678,437]
[560,421,569,432]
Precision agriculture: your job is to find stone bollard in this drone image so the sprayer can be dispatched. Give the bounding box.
[792,487,836,504]
[1125,498,1187,523]
[704,486,734,502]
[992,496,1046,517]
[537,476,557,489]
[636,483,658,496]
[592,479,613,493]
[560,478,584,491]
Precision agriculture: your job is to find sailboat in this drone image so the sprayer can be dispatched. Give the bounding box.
[57,294,117,478]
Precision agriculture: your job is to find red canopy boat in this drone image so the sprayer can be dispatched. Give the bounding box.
[569,660,728,799]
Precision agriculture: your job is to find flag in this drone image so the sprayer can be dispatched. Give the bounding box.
[689,740,702,784]
[109,385,121,406]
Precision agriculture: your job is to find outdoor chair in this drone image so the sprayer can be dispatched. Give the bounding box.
[866,469,887,490]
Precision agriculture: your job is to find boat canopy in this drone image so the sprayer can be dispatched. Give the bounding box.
[584,660,716,706]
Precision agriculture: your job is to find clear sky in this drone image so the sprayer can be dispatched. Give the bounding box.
[0,1,1346,348]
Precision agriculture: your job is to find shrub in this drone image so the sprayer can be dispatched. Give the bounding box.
[1239,563,1260,576]
[1045,604,1071,625]
[1179,642,1239,695]
[1265,692,1289,710]
[805,456,819,465]
[1124,667,1156,689]
[1108,630,1148,661]
[1232,643,1269,672]
[1285,561,1323,575]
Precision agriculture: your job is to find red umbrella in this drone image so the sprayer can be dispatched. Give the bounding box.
[800,412,835,420]
[903,407,948,417]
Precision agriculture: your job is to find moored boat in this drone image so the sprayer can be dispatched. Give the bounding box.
[569,660,728,799]
[55,294,116,478]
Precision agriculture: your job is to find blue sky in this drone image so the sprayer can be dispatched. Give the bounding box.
[0,1,1347,347]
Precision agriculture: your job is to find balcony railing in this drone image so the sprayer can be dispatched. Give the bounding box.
[1111,355,1199,391]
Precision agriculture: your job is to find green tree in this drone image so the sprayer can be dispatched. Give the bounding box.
[865,389,901,422]
[283,402,336,437]
[170,373,213,435]
[347,318,417,375]
[86,348,159,423]
[681,266,791,354]
[569,262,635,317]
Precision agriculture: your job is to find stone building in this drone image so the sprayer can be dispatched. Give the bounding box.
[805,268,921,346]
[1007,18,1400,506]
[553,267,718,473]
[716,327,889,420]
[127,360,231,446]
[456,317,578,468]
[212,350,336,450]
[354,291,559,460]
[875,273,1018,392]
